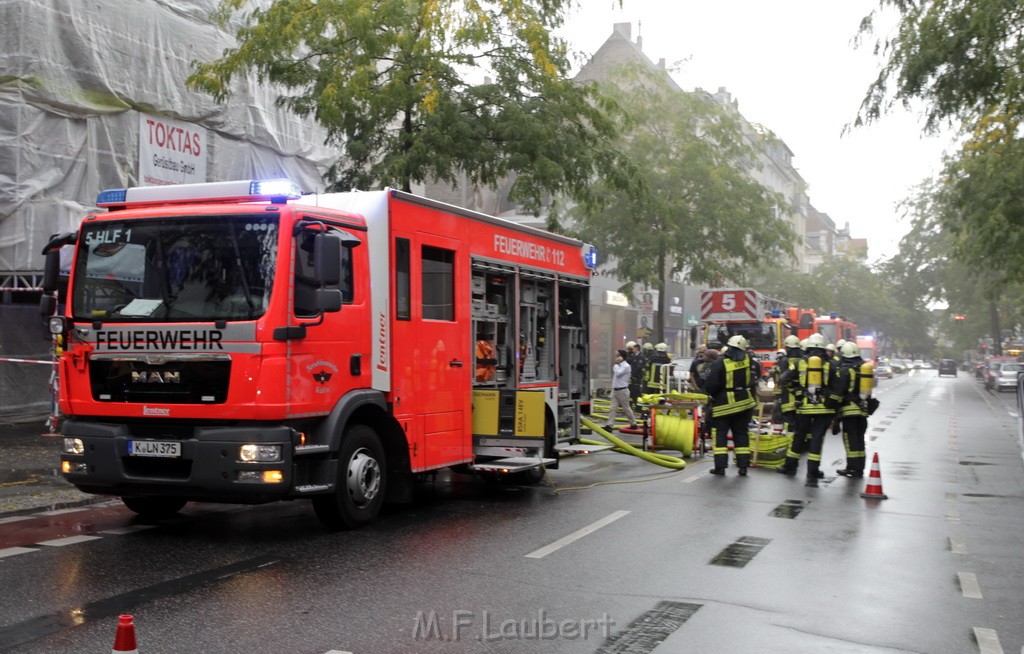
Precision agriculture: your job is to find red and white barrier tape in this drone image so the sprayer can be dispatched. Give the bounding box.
[0,357,54,365]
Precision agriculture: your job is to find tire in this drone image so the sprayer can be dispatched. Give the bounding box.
[121,496,187,519]
[312,424,386,530]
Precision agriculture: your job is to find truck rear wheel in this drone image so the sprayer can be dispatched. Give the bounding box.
[312,424,386,530]
[121,496,187,519]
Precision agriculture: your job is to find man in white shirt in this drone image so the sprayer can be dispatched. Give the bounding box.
[603,349,638,430]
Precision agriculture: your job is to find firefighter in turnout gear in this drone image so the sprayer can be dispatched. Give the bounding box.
[704,335,757,476]
[645,342,672,394]
[830,341,876,477]
[778,332,841,486]
[774,335,803,431]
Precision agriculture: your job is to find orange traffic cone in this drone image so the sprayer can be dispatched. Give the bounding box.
[112,614,138,653]
[860,452,888,500]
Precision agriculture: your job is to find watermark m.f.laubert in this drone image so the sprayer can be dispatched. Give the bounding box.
[412,609,615,642]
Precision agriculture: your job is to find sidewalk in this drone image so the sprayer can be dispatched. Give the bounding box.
[0,417,97,515]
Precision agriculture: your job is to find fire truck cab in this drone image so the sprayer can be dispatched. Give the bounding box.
[699,288,795,371]
[41,180,595,528]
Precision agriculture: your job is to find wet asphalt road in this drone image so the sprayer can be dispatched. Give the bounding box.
[0,369,1022,654]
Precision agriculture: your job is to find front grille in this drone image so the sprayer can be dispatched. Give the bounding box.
[123,456,193,480]
[91,359,231,404]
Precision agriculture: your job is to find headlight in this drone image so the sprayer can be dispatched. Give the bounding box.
[239,444,282,462]
[63,438,85,455]
[48,316,65,335]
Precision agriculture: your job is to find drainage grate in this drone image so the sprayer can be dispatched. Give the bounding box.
[770,500,808,519]
[595,601,702,654]
[709,536,771,568]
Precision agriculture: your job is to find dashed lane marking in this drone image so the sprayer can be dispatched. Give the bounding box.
[950,536,967,555]
[0,547,38,559]
[958,572,983,599]
[525,510,630,559]
[972,627,1004,654]
[38,535,103,547]
[99,525,157,535]
[947,510,960,523]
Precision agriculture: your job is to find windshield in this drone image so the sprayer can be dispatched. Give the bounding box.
[706,321,779,350]
[818,323,837,343]
[71,215,278,322]
[1000,363,1022,374]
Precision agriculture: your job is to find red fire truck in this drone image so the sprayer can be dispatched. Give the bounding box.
[40,180,596,528]
[699,288,795,370]
[815,312,857,345]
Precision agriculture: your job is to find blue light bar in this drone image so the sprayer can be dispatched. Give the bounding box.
[96,178,302,208]
[96,189,127,205]
[771,309,782,318]
[829,312,838,319]
[581,244,598,270]
[250,179,302,199]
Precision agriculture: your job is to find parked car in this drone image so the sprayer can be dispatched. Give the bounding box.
[992,361,1023,392]
[937,359,958,377]
[875,363,894,379]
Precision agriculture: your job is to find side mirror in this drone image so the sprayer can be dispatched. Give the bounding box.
[40,294,57,317]
[313,232,342,286]
[316,288,343,313]
[42,251,61,293]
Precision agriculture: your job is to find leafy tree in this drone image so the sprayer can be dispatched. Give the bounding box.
[857,1,1024,353]
[572,65,793,342]
[857,0,1024,133]
[188,0,636,216]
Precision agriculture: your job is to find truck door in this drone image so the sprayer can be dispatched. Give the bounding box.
[408,233,471,467]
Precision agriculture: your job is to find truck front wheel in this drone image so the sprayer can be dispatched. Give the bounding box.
[121,496,187,519]
[312,424,387,529]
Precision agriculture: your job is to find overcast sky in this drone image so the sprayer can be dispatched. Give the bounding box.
[559,1,958,263]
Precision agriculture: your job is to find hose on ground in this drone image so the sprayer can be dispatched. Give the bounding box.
[579,416,688,470]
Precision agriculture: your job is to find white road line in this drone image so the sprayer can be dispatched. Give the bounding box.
[958,572,983,599]
[946,510,960,523]
[525,510,630,559]
[100,525,156,535]
[0,516,32,525]
[37,508,87,517]
[681,473,704,483]
[950,536,967,555]
[972,627,1004,654]
[323,651,354,654]
[0,547,38,559]
[37,535,103,547]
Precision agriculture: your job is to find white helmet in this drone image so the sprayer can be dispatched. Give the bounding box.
[776,349,786,358]
[626,341,637,349]
[727,335,747,349]
[836,338,847,350]
[784,335,800,348]
[799,338,809,350]
[655,342,669,352]
[643,342,654,350]
[840,341,860,358]
[825,343,836,353]
[806,333,827,348]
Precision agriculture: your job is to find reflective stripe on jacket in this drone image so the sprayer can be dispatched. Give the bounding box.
[706,353,756,416]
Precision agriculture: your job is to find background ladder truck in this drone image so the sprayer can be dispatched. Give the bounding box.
[699,288,796,372]
[40,180,597,528]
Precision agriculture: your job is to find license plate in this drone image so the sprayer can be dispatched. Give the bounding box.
[127,440,181,458]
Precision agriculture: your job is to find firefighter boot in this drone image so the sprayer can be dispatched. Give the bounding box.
[806,460,821,487]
